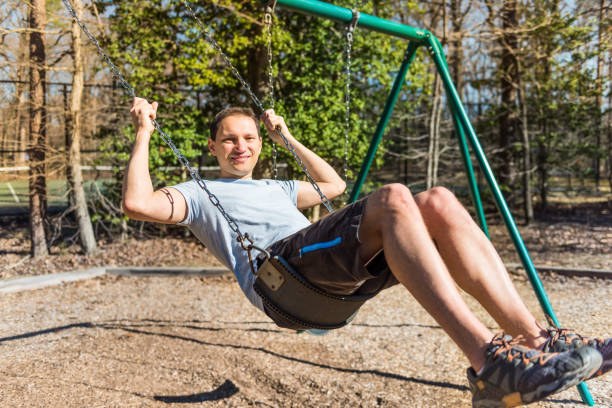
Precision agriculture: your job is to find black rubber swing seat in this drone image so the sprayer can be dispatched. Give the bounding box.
[253,256,374,331]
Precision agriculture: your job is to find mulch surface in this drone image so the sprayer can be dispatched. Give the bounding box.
[0,224,223,280]
[1,203,611,407]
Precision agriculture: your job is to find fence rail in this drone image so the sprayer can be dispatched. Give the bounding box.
[0,164,288,172]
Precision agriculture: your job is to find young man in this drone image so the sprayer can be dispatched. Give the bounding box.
[123,97,609,407]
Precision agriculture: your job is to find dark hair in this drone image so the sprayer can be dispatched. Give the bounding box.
[209,107,260,140]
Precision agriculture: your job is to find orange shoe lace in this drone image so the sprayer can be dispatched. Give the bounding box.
[489,332,557,367]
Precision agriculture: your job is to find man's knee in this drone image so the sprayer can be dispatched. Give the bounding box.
[370,183,418,217]
[417,186,467,224]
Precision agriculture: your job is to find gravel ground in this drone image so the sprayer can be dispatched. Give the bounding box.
[1,272,610,407]
[1,202,611,407]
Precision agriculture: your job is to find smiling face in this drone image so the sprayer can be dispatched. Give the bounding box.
[208,114,262,179]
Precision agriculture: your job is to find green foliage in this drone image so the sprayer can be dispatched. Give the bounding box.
[476,0,606,206]
[90,0,426,233]
[266,0,428,195]
[522,2,601,190]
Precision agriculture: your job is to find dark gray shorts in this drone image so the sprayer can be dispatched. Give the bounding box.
[261,197,398,297]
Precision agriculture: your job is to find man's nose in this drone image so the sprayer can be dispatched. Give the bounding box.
[235,138,247,151]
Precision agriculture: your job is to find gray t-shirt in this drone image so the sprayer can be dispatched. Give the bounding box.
[172,178,311,311]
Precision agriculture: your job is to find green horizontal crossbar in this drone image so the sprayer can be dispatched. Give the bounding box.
[269,0,430,42]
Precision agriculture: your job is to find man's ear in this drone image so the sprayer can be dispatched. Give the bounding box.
[207,138,216,156]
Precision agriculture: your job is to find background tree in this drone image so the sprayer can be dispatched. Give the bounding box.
[527,0,596,209]
[66,0,97,254]
[29,0,49,257]
[594,0,608,191]
[486,0,520,198]
[1,0,610,246]
[89,0,427,230]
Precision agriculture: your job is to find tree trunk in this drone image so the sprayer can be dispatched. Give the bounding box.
[247,26,267,103]
[517,64,533,224]
[17,82,29,167]
[535,2,558,210]
[427,2,446,190]
[427,76,442,189]
[594,0,605,191]
[536,107,549,210]
[609,28,612,191]
[63,85,75,210]
[498,0,519,192]
[67,0,97,255]
[29,0,48,257]
[311,204,320,223]
[449,0,464,97]
[17,20,29,166]
[0,120,4,167]
[536,105,549,210]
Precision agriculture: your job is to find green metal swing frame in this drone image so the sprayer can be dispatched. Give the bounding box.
[270,0,594,404]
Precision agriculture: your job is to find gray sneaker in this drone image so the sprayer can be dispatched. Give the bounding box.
[467,333,602,408]
[542,326,611,379]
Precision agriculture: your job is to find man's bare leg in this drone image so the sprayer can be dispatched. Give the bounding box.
[357,184,603,405]
[357,184,493,371]
[413,187,548,349]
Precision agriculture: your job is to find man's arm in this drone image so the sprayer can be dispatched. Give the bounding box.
[261,110,346,210]
[122,97,188,224]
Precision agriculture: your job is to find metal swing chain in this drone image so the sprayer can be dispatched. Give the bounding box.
[264,5,278,180]
[61,0,272,271]
[180,0,334,213]
[63,0,334,273]
[343,10,360,184]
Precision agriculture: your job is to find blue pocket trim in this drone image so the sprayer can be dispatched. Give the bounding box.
[299,237,342,257]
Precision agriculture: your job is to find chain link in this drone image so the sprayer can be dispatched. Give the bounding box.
[344,11,360,183]
[264,6,278,180]
[62,0,136,99]
[180,0,266,113]
[62,0,334,263]
[62,0,254,250]
[180,0,333,212]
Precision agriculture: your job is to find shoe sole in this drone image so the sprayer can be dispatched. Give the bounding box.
[472,353,602,408]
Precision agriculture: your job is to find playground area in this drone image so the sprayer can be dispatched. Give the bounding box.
[1,209,611,407]
[1,268,610,407]
[2,0,612,405]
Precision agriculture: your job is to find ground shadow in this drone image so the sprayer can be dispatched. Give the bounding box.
[535,201,612,226]
[353,322,443,330]
[545,398,583,404]
[1,320,468,392]
[154,380,239,403]
[0,322,93,343]
[107,322,469,391]
[0,249,29,256]
[114,318,284,334]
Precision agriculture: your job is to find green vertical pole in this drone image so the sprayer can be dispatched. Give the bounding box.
[349,42,419,202]
[449,103,489,237]
[426,35,594,406]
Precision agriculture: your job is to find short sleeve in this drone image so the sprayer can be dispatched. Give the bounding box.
[170,181,199,225]
[276,180,299,206]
